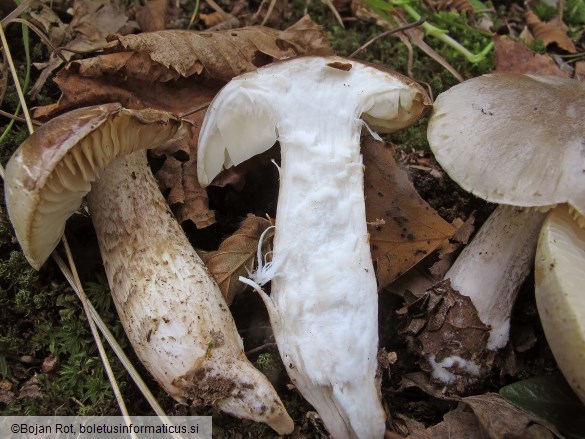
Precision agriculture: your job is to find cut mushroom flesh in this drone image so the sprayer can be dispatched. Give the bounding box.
[198,56,430,439]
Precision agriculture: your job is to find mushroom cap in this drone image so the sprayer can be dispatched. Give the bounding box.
[197,56,430,186]
[5,104,186,269]
[427,74,585,215]
[535,205,585,403]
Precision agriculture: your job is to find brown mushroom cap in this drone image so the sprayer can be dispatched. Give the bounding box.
[5,104,186,269]
[427,74,585,215]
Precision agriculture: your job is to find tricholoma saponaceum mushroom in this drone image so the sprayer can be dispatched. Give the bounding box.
[4,103,294,434]
[424,74,585,388]
[197,56,431,439]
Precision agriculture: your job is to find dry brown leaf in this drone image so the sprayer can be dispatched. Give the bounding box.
[110,17,331,82]
[30,0,137,99]
[200,11,234,28]
[28,4,67,47]
[34,16,331,117]
[451,215,475,245]
[154,138,216,228]
[401,390,561,438]
[201,216,273,305]
[463,394,561,438]
[174,156,216,227]
[363,139,455,289]
[136,0,169,32]
[525,10,577,53]
[16,376,42,401]
[32,18,330,231]
[494,36,570,77]
[411,408,483,439]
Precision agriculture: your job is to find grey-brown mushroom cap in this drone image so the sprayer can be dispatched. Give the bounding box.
[427,74,585,216]
[4,104,186,269]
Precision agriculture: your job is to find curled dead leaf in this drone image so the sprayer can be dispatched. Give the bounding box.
[525,10,577,53]
[30,0,137,99]
[493,36,571,77]
[408,393,561,438]
[72,15,332,84]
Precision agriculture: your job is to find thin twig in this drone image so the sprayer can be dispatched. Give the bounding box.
[0,0,35,26]
[323,0,345,28]
[178,102,210,118]
[246,342,278,356]
[54,44,110,58]
[260,0,277,26]
[0,24,34,134]
[187,0,201,29]
[0,108,42,126]
[61,236,138,439]
[349,17,426,58]
[204,0,229,18]
[5,18,67,63]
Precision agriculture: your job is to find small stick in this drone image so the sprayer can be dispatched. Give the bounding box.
[0,108,42,126]
[349,18,426,58]
[0,24,34,134]
[61,236,138,439]
[4,18,67,63]
[178,102,210,118]
[246,343,278,356]
[260,0,277,26]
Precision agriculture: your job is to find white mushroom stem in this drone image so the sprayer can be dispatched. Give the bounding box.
[445,205,547,350]
[261,125,383,439]
[86,150,293,434]
[198,56,430,439]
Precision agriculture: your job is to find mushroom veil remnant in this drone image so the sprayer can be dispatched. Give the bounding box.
[4,104,293,434]
[198,56,430,438]
[425,73,585,385]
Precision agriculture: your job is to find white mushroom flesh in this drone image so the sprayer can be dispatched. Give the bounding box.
[198,56,429,439]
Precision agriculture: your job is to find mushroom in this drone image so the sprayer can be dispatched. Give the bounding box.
[535,204,585,404]
[197,56,430,438]
[4,103,294,434]
[424,73,585,383]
